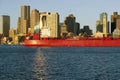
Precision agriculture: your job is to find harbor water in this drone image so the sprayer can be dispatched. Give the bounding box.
[0,45,120,80]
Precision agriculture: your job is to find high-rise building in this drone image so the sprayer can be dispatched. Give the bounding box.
[40,12,51,37]
[60,23,68,37]
[17,5,30,34]
[116,18,120,29]
[101,12,108,36]
[0,15,10,37]
[96,12,109,37]
[74,22,80,35]
[40,12,59,38]
[47,12,59,38]
[96,20,103,32]
[21,5,30,20]
[79,25,92,37]
[17,17,21,34]
[30,9,39,34]
[111,12,120,33]
[65,14,76,34]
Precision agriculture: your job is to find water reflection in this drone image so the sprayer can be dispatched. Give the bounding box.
[32,48,47,80]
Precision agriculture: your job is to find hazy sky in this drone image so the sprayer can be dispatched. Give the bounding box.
[0,0,120,32]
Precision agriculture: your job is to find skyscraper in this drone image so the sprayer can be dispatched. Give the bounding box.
[17,17,21,34]
[101,12,108,36]
[40,12,59,38]
[0,15,10,37]
[96,20,103,32]
[111,12,120,33]
[17,5,30,34]
[65,14,76,34]
[116,18,120,29]
[47,12,59,38]
[30,9,39,34]
[74,22,80,35]
[60,23,68,37]
[96,12,109,37]
[40,12,50,37]
[21,5,30,20]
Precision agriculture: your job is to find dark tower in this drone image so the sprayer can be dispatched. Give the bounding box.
[111,12,120,33]
[65,14,76,34]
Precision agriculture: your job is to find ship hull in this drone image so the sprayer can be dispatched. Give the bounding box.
[24,39,120,47]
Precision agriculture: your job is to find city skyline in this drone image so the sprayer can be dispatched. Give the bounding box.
[0,0,120,32]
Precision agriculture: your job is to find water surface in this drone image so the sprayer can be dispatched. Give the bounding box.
[0,45,120,80]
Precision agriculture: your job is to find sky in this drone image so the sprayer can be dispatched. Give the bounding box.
[0,0,120,32]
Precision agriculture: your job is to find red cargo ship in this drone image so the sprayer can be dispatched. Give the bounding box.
[24,37,120,47]
[24,30,120,47]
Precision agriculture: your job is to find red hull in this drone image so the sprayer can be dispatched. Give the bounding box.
[24,39,120,47]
